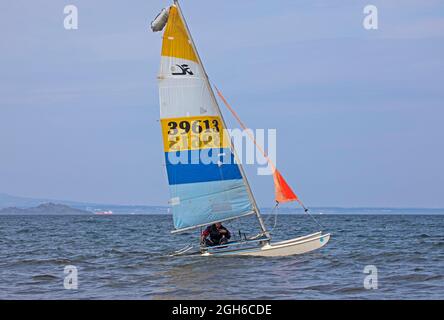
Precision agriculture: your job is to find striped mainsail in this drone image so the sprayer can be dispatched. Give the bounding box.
[157,5,256,231]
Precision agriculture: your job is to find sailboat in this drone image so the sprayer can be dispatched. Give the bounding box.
[151,1,330,257]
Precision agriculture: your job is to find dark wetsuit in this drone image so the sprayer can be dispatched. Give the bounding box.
[201,224,231,246]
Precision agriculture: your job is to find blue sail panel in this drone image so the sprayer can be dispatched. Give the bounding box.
[169,179,254,230]
[164,148,242,185]
[164,148,254,230]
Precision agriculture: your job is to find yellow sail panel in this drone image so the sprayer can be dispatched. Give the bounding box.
[161,116,230,152]
[161,6,198,63]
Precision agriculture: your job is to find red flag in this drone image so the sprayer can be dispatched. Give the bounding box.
[273,169,298,203]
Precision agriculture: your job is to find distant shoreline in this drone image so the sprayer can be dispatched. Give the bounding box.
[0,202,91,215]
[1,212,444,216]
[1,193,444,212]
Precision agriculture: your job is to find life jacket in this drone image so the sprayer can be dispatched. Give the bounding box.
[204,224,231,243]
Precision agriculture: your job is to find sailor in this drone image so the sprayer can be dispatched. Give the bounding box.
[200,222,231,246]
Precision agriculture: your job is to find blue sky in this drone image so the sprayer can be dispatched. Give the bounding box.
[0,1,443,207]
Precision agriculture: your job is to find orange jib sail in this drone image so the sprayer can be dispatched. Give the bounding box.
[273,169,298,203]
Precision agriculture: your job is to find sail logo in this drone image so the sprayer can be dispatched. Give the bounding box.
[172,64,194,75]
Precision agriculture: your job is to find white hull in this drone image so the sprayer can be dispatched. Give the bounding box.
[201,232,330,257]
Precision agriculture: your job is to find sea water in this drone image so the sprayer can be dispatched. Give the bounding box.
[0,213,443,299]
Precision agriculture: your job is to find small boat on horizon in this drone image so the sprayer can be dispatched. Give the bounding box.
[94,210,113,215]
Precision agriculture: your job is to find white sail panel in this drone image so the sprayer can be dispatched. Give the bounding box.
[159,58,217,118]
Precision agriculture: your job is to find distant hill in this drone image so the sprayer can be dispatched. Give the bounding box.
[0,203,92,215]
[0,193,168,214]
[0,193,52,208]
[0,193,100,209]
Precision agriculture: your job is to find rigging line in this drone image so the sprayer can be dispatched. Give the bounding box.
[264,202,277,225]
[214,85,326,231]
[259,202,280,237]
[300,203,325,230]
[213,84,276,173]
[267,201,280,233]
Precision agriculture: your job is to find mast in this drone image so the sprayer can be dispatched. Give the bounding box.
[173,0,269,237]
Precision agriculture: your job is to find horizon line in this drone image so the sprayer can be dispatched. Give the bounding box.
[1,192,444,210]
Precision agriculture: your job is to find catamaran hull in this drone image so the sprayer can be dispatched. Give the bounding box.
[201,232,330,257]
